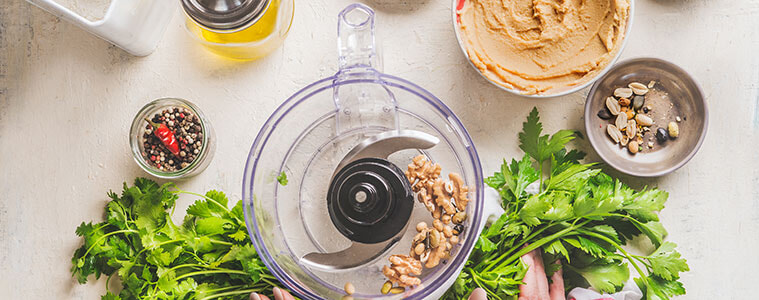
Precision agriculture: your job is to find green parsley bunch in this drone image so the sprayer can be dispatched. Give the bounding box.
[71,178,283,300]
[443,108,689,300]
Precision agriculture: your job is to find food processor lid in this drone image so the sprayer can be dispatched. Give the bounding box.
[181,0,270,31]
[302,130,439,270]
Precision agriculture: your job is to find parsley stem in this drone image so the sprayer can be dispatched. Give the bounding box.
[81,229,138,258]
[174,269,248,281]
[469,269,505,300]
[483,219,590,272]
[198,288,260,300]
[538,162,544,193]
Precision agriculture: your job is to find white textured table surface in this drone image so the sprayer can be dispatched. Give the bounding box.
[1,0,758,298]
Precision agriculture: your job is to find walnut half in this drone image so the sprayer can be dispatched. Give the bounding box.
[382,255,422,287]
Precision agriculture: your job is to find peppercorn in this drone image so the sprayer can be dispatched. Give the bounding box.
[142,107,204,172]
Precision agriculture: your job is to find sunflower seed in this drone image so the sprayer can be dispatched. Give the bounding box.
[632,95,645,110]
[629,82,649,95]
[614,87,633,98]
[648,80,656,88]
[606,97,621,115]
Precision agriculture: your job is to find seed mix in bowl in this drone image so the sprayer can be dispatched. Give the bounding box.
[141,107,204,172]
[379,155,470,295]
[599,80,684,154]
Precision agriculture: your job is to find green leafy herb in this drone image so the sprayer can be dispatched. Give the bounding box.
[443,108,689,300]
[71,178,288,300]
[277,171,288,186]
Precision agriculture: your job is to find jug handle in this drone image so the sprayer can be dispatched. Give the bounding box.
[337,3,382,73]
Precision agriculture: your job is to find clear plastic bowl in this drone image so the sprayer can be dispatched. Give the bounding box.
[242,4,484,299]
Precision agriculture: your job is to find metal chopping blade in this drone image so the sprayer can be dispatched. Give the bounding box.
[301,130,439,270]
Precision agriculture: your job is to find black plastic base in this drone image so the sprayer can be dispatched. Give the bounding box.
[327,158,414,244]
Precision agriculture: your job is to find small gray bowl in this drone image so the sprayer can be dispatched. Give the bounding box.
[584,58,708,177]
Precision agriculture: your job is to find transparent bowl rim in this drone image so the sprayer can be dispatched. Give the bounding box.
[242,73,485,299]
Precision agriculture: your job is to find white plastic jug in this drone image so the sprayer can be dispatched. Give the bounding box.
[25,0,176,56]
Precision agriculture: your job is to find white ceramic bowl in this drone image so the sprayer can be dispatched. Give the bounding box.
[451,0,635,98]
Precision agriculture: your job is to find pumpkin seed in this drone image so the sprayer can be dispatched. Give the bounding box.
[632,95,645,110]
[668,122,679,138]
[614,87,633,98]
[615,112,628,129]
[629,82,649,95]
[635,114,653,126]
[430,230,440,248]
[381,281,392,294]
[607,124,622,144]
[606,97,621,115]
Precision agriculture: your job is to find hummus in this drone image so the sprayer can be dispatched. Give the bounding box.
[458,0,630,95]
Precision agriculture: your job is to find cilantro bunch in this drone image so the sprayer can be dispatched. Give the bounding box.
[71,178,282,300]
[443,108,689,300]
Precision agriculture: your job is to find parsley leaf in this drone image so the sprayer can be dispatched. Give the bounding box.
[71,178,288,299]
[277,171,288,186]
[444,108,689,300]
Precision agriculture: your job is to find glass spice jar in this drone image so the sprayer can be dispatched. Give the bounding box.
[182,0,294,60]
[130,98,216,179]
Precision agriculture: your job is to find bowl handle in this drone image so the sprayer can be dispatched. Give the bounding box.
[333,4,398,135]
[337,3,381,73]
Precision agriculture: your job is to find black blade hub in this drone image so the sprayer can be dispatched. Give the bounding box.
[327,158,413,244]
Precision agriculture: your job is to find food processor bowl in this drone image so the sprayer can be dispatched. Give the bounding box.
[243,4,483,299]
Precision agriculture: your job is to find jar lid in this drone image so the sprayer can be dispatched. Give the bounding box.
[181,0,270,31]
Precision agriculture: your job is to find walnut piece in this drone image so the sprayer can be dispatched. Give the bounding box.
[406,155,441,211]
[432,179,457,215]
[449,173,470,211]
[382,155,472,288]
[383,255,422,287]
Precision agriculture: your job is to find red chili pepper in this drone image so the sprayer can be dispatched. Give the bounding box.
[456,0,465,11]
[145,118,180,156]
